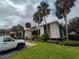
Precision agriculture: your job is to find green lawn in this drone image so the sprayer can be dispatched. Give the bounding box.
[7,42,79,59]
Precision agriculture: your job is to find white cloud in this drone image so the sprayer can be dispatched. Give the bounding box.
[67,0,79,20]
[0,0,78,29]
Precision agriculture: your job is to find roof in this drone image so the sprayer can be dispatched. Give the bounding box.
[39,21,60,26]
[25,28,39,31]
[10,32,16,34]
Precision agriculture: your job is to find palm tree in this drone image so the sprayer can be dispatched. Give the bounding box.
[10,26,17,38]
[69,17,79,33]
[37,2,50,37]
[11,26,17,32]
[33,11,43,35]
[16,24,24,39]
[25,22,31,28]
[55,0,76,40]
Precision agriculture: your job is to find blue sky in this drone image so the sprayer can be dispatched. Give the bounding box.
[0,0,78,29]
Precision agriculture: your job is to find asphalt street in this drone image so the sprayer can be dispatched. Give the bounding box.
[0,49,17,59]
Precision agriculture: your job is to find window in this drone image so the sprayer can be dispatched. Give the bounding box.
[3,37,14,42]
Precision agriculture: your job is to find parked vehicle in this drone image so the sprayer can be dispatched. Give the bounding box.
[0,36,25,52]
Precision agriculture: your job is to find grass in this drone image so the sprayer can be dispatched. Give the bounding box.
[7,42,79,59]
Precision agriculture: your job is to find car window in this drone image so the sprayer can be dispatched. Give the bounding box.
[3,37,14,42]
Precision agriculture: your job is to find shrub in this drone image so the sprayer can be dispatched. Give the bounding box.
[24,37,28,40]
[32,35,36,41]
[32,35,40,41]
[69,34,79,41]
[40,34,49,42]
[63,40,79,46]
[47,40,60,44]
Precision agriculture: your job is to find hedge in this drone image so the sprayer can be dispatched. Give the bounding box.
[68,34,79,41]
[63,40,79,46]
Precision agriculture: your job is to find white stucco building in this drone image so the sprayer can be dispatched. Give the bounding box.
[25,28,39,38]
[25,28,32,38]
[39,21,61,39]
[24,17,61,39]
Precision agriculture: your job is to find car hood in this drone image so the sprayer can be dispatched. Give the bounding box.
[16,39,25,43]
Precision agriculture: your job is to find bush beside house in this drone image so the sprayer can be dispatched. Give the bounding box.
[68,34,79,41]
[63,40,79,46]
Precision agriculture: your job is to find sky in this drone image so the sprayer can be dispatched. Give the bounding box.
[0,0,79,29]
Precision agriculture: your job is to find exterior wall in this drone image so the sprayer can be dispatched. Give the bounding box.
[50,23,60,38]
[40,23,60,38]
[40,26,44,35]
[25,31,32,38]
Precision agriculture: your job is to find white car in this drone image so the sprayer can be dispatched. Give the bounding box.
[0,36,25,52]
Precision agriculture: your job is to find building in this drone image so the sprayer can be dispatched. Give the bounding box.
[0,29,24,39]
[24,20,61,39]
[25,28,32,38]
[39,21,61,39]
[0,20,62,39]
[25,28,39,38]
[0,29,10,36]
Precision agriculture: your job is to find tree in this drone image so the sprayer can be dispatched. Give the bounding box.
[33,11,43,35]
[69,17,79,33]
[55,0,76,40]
[37,2,50,37]
[10,25,24,39]
[11,26,17,32]
[25,22,31,28]
[17,24,24,31]
[16,24,24,39]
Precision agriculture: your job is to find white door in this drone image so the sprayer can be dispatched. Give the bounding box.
[2,37,16,51]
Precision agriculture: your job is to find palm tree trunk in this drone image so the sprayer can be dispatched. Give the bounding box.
[38,22,40,36]
[44,16,50,38]
[64,15,68,40]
